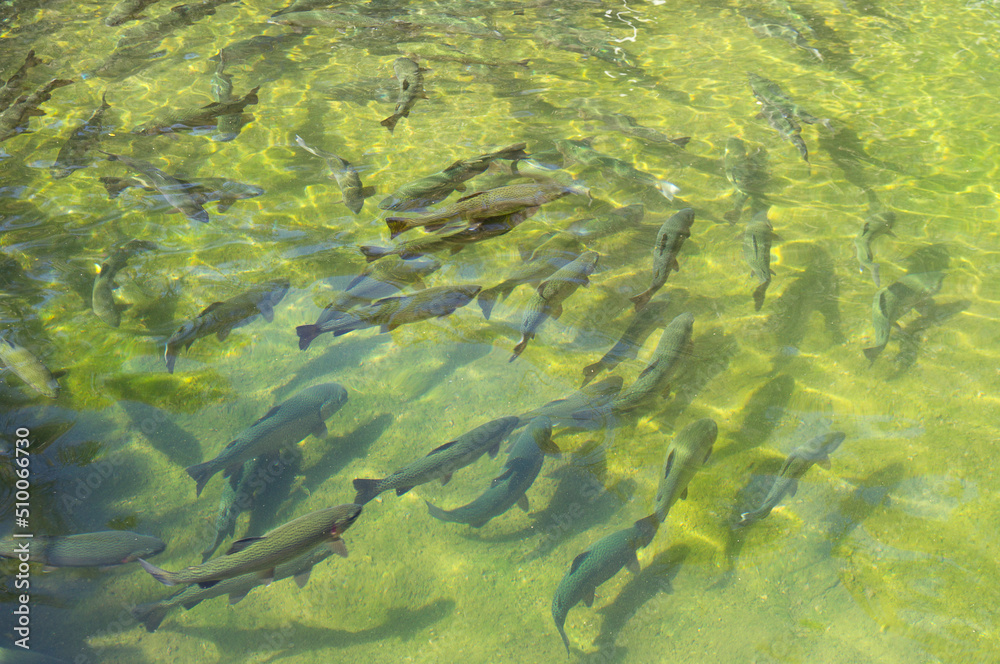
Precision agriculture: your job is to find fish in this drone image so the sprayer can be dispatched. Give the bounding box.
[0,337,60,399]
[209,49,250,142]
[590,111,690,148]
[132,545,334,632]
[518,376,624,427]
[299,256,442,350]
[384,182,579,239]
[92,239,158,328]
[742,211,776,311]
[185,382,347,496]
[478,232,582,320]
[271,0,340,16]
[863,272,943,364]
[0,531,164,569]
[0,50,43,113]
[114,0,237,50]
[352,416,521,504]
[735,432,846,527]
[138,503,362,587]
[854,210,896,287]
[740,9,824,61]
[267,9,414,30]
[756,98,810,163]
[360,212,530,263]
[296,285,480,348]
[511,251,599,361]
[0,78,74,143]
[566,204,645,241]
[50,92,113,179]
[581,296,672,387]
[629,208,695,312]
[100,151,211,223]
[381,57,427,133]
[609,312,694,415]
[100,173,264,213]
[551,515,659,653]
[294,135,375,214]
[653,419,717,522]
[425,416,557,527]
[131,85,259,136]
[164,278,289,373]
[748,73,833,131]
[379,142,529,212]
[555,138,680,200]
[105,0,162,26]
[723,137,769,223]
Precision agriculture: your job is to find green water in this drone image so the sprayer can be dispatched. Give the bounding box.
[2,0,999,662]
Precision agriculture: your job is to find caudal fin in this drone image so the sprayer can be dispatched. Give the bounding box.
[477,287,501,320]
[185,461,216,497]
[130,602,171,633]
[352,478,383,505]
[385,217,410,239]
[295,324,321,351]
[629,289,652,312]
[380,114,399,133]
[138,558,177,586]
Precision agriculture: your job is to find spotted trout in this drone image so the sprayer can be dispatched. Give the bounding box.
[0,531,164,568]
[138,503,362,587]
[629,208,695,312]
[381,57,427,133]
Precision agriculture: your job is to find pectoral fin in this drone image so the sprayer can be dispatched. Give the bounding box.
[293,569,312,588]
[626,551,640,574]
[258,302,275,323]
[259,568,276,585]
[583,586,596,607]
[517,495,530,512]
[228,589,250,604]
[329,539,349,558]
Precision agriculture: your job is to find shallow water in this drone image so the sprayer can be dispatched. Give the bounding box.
[1,0,999,662]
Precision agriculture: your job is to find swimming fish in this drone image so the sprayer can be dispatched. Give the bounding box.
[295,134,375,214]
[653,419,717,522]
[0,337,60,399]
[629,208,695,312]
[381,57,427,133]
[0,531,164,569]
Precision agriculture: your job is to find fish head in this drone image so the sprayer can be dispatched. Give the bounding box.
[319,383,349,419]
[330,503,363,537]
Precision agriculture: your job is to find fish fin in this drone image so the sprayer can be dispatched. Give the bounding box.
[662,450,675,478]
[517,495,530,512]
[360,245,389,263]
[671,136,692,149]
[293,569,312,588]
[216,328,230,341]
[477,288,498,320]
[225,536,265,555]
[455,190,489,203]
[509,336,529,362]
[352,478,383,504]
[428,440,457,455]
[788,479,799,497]
[656,180,680,201]
[490,467,517,487]
[487,440,502,458]
[818,457,832,470]
[253,406,282,427]
[138,558,177,586]
[569,551,590,575]
[680,486,688,500]
[626,551,640,574]
[329,539,349,558]
[425,500,451,522]
[258,302,275,323]
[385,217,410,239]
[550,303,563,320]
[312,421,328,438]
[395,485,414,496]
[583,586,596,607]
[862,345,883,364]
[181,600,202,610]
[629,290,652,312]
[185,461,216,497]
[228,589,251,604]
[296,324,321,350]
[198,301,225,317]
[259,568,275,585]
[361,186,376,199]
[703,446,713,464]
[580,362,602,387]
[440,473,452,486]
[380,114,398,132]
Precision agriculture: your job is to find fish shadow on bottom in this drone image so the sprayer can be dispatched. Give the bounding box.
[591,544,690,656]
[654,328,739,427]
[166,598,455,654]
[283,413,396,510]
[118,399,201,468]
[887,299,969,378]
[711,373,796,466]
[820,462,904,557]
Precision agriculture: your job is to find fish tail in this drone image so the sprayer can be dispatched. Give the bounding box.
[424,500,456,523]
[385,217,410,239]
[359,245,389,263]
[164,346,177,374]
[752,281,769,311]
[656,180,680,201]
[477,287,500,320]
[671,136,692,149]
[130,601,170,633]
[580,361,604,387]
[295,324,321,351]
[862,345,884,364]
[510,335,531,362]
[185,461,216,497]
[138,558,177,586]
[555,619,571,654]
[380,114,399,133]
[352,478,382,505]
[629,290,652,312]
